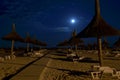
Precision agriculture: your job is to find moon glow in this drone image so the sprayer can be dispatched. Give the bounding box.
[71,19,75,24]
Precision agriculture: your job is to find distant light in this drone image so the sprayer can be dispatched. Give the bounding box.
[71,19,75,24]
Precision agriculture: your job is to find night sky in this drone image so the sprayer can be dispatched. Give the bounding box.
[0,0,120,48]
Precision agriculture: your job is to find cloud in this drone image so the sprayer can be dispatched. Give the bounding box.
[35,25,72,33]
[54,27,72,32]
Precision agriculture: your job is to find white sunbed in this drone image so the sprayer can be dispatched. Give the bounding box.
[91,65,120,79]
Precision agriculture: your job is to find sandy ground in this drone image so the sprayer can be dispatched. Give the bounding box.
[10,53,50,80]
[0,56,38,80]
[40,50,120,80]
[0,49,120,80]
[0,49,48,80]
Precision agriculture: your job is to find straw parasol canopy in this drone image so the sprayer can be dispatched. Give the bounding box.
[68,38,84,46]
[2,23,24,55]
[31,36,38,49]
[68,29,84,51]
[25,33,33,43]
[29,35,47,47]
[24,32,33,52]
[37,40,47,46]
[76,0,120,66]
[69,30,84,45]
[76,0,120,38]
[57,40,69,47]
[32,39,39,45]
[2,24,24,41]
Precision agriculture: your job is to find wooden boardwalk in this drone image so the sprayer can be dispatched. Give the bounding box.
[10,54,50,80]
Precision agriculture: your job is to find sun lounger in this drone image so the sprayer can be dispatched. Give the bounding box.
[90,65,102,79]
[115,53,120,57]
[73,56,86,62]
[4,55,11,60]
[91,65,100,71]
[11,55,16,59]
[112,68,120,79]
[66,53,76,58]
[79,56,85,60]
[91,66,113,80]
[91,71,102,80]
[73,56,79,62]
[91,65,120,79]
[99,66,114,74]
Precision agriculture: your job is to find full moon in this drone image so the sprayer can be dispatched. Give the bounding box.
[71,19,75,24]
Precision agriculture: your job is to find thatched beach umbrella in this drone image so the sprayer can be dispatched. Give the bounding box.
[31,36,38,49]
[69,29,84,51]
[37,40,47,46]
[76,0,120,66]
[69,38,84,49]
[2,23,24,55]
[33,39,47,49]
[57,40,69,47]
[25,32,33,52]
[31,39,38,50]
[32,39,39,45]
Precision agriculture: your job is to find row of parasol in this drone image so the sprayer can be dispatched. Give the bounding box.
[57,35,120,50]
[58,0,120,66]
[2,24,47,56]
[57,29,84,49]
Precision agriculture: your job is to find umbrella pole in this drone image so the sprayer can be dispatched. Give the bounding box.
[97,36,103,66]
[75,44,78,56]
[27,43,29,52]
[11,40,14,55]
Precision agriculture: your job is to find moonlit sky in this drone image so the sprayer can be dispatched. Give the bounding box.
[0,0,120,48]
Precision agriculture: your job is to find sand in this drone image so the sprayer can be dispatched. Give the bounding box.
[0,49,120,80]
[0,49,48,80]
[40,50,120,80]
